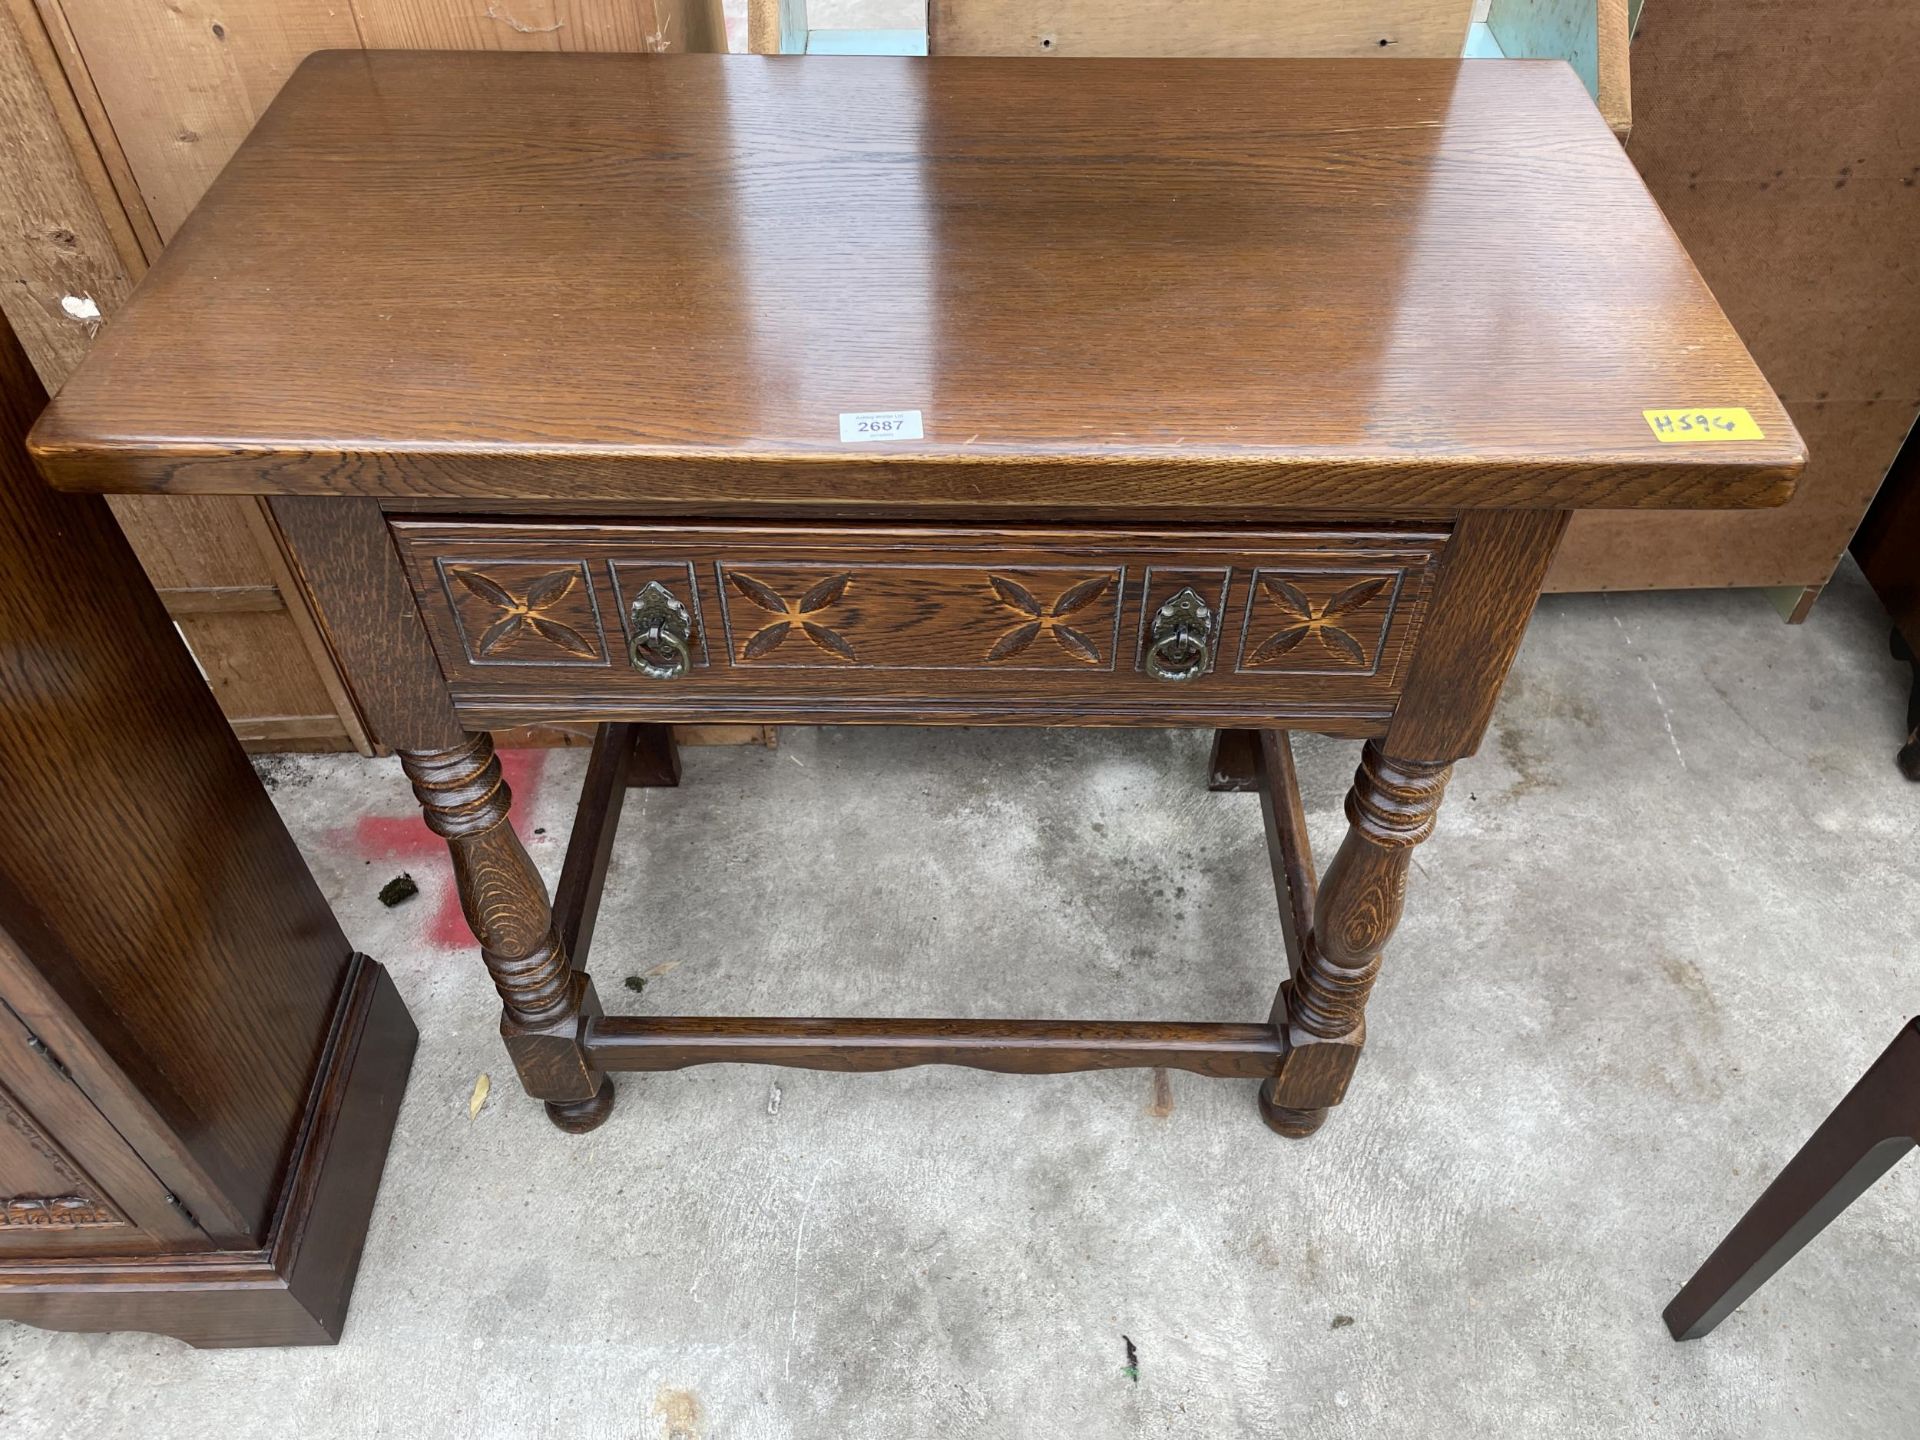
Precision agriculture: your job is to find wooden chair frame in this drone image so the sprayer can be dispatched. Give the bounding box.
[1666,1020,1920,1339]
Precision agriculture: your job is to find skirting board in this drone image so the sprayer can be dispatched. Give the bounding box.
[0,954,417,1348]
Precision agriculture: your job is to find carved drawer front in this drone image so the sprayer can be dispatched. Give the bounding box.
[392,522,1449,728]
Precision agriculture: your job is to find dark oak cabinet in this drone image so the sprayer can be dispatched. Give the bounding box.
[0,313,417,1345]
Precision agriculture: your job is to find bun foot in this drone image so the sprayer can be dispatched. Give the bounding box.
[544,1077,616,1134]
[1257,1079,1328,1138]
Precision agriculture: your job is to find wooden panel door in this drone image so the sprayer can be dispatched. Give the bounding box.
[0,981,206,1257]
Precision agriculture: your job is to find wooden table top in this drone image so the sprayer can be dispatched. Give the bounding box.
[30,52,1802,517]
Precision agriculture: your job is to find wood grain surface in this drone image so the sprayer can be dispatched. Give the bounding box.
[1546,0,1918,596]
[399,732,612,1128]
[584,1016,1287,1079]
[30,52,1800,514]
[927,0,1473,58]
[268,495,465,751]
[0,0,139,388]
[0,2,370,752]
[0,976,204,1255]
[0,955,420,1346]
[1384,506,1568,759]
[0,315,353,1244]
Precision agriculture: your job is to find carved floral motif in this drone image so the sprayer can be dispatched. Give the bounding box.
[984,573,1113,664]
[449,567,598,658]
[1245,575,1392,668]
[728,571,857,661]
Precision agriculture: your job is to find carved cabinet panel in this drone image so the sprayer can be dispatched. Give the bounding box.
[0,1082,125,1233]
[0,998,203,1256]
[394,521,1450,730]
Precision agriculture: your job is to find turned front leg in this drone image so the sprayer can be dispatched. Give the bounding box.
[1260,741,1450,1137]
[401,734,614,1133]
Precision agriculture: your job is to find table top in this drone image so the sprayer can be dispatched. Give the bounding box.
[30,52,1802,517]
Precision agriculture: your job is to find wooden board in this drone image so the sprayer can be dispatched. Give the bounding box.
[1546,0,1920,599]
[29,54,1800,515]
[44,0,361,242]
[0,0,365,750]
[1,0,728,749]
[44,0,723,239]
[15,0,161,259]
[1484,0,1631,138]
[351,0,725,60]
[0,0,136,390]
[928,0,1473,57]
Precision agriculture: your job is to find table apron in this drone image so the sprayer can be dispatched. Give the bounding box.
[389,518,1450,730]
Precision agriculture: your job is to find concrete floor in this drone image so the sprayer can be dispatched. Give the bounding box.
[4,560,1919,1437]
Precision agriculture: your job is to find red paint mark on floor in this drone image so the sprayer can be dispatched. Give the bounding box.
[340,748,552,949]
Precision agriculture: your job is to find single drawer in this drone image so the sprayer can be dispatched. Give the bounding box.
[390,521,1449,729]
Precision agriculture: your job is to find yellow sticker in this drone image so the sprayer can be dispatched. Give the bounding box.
[1643,407,1765,443]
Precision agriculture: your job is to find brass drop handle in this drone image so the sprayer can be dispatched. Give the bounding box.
[1146,587,1214,683]
[628,581,694,679]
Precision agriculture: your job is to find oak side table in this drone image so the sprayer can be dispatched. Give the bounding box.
[30,52,1802,1140]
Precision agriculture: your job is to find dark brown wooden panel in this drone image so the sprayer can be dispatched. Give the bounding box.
[0,1082,127,1238]
[585,1016,1286,1079]
[269,495,465,753]
[1385,508,1570,761]
[0,956,419,1346]
[391,520,1448,726]
[0,314,350,1243]
[0,982,202,1256]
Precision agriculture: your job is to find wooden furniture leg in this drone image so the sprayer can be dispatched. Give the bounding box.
[1252,730,1315,982]
[552,721,679,969]
[1664,1019,1920,1340]
[630,722,683,789]
[1240,509,1566,1136]
[400,733,614,1134]
[1893,627,1919,781]
[1207,727,1260,792]
[1257,739,1451,1137]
